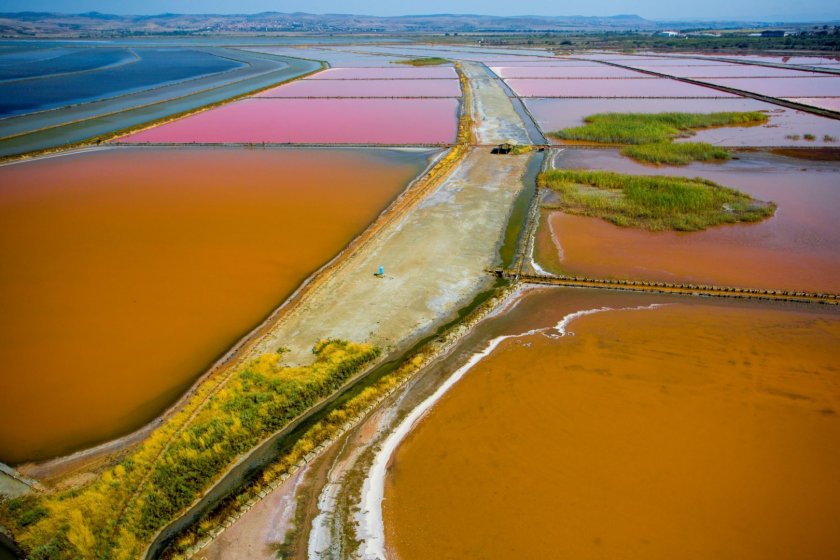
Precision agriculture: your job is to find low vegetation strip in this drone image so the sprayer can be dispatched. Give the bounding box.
[539,169,776,231]
[160,282,518,559]
[0,341,379,560]
[549,112,769,145]
[548,111,769,166]
[620,142,731,165]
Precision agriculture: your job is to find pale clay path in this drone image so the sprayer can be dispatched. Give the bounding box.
[201,60,531,559]
[247,61,532,366]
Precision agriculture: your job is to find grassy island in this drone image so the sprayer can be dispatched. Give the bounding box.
[395,56,450,66]
[620,142,732,165]
[549,112,768,166]
[539,169,776,231]
[0,340,380,560]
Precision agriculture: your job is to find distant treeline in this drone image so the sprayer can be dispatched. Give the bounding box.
[430,30,840,52]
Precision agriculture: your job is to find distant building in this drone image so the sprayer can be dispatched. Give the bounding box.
[657,30,682,37]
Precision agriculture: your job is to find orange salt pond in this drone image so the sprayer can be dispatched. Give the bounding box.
[0,147,432,464]
[535,149,840,293]
[384,288,840,560]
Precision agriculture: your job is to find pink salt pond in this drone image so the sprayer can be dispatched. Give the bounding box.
[606,59,733,67]
[308,67,457,79]
[526,97,840,147]
[490,66,652,79]
[631,65,824,78]
[116,98,458,144]
[701,77,840,97]
[489,60,619,67]
[715,55,840,67]
[506,78,735,98]
[253,78,461,98]
[786,97,840,112]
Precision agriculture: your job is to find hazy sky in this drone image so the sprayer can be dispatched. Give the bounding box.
[3,0,840,21]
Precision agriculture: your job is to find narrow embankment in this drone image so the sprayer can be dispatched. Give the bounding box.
[491,269,840,305]
[141,62,515,559]
[582,58,840,121]
[173,55,537,560]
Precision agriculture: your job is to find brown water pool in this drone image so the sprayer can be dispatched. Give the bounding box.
[0,146,432,464]
[384,288,840,560]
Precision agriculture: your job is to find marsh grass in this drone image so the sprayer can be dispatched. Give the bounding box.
[0,340,381,560]
[549,111,768,166]
[550,112,768,144]
[395,57,450,66]
[621,142,731,165]
[539,169,776,231]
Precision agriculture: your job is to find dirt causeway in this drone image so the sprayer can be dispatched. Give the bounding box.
[199,53,533,560]
[246,62,532,366]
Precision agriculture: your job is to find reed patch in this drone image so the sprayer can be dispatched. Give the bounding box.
[549,112,768,166]
[539,169,775,231]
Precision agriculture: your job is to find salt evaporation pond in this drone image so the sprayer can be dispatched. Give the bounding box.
[606,58,735,67]
[701,76,840,97]
[712,55,840,68]
[0,47,137,81]
[581,55,669,61]
[535,149,840,293]
[244,46,404,67]
[253,78,461,98]
[383,287,840,560]
[0,146,434,464]
[786,97,840,112]
[506,77,734,97]
[116,98,459,144]
[489,59,621,67]
[0,46,82,66]
[0,48,246,118]
[526,97,840,146]
[308,67,456,79]
[630,65,824,78]
[353,45,553,64]
[490,65,651,79]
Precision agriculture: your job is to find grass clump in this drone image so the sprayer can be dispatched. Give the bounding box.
[824,135,837,143]
[549,111,768,166]
[620,142,730,166]
[509,144,533,155]
[803,133,817,141]
[539,169,776,231]
[395,57,449,66]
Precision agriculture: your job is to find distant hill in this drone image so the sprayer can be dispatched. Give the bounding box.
[0,11,660,37]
